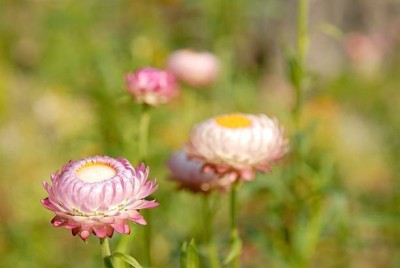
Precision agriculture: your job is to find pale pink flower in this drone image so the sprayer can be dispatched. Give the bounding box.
[344,33,388,75]
[185,113,287,181]
[41,156,158,240]
[125,67,179,106]
[167,49,220,87]
[167,150,233,193]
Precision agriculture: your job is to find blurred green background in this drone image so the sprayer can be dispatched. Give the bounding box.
[1,0,400,267]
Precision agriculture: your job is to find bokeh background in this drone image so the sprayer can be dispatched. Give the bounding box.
[1,0,400,267]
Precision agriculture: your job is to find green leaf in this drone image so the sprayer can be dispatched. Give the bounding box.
[180,241,188,268]
[223,233,242,265]
[180,239,200,268]
[112,252,143,268]
[318,23,343,40]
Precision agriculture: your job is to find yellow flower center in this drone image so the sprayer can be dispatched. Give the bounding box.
[77,162,116,183]
[215,114,252,128]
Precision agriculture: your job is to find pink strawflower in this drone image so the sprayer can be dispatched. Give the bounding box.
[41,156,158,240]
[167,150,233,193]
[167,49,220,88]
[125,67,179,106]
[185,113,287,181]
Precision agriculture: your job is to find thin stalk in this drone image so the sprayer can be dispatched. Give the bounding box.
[293,0,309,128]
[143,209,152,267]
[116,104,152,267]
[230,182,240,268]
[139,104,151,161]
[203,195,212,244]
[139,104,152,267]
[291,2,320,267]
[297,0,309,64]
[203,195,220,268]
[100,238,114,268]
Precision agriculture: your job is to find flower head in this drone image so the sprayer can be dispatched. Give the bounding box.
[167,49,220,88]
[125,67,179,106]
[41,156,158,240]
[344,33,387,75]
[185,113,287,181]
[167,150,233,193]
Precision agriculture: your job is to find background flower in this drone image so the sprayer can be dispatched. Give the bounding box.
[167,49,220,88]
[185,113,287,181]
[167,149,233,193]
[41,156,158,240]
[344,32,388,76]
[125,67,179,106]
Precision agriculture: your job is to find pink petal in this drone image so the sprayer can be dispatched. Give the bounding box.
[107,227,114,238]
[123,223,130,234]
[80,230,91,240]
[241,169,255,181]
[41,198,56,211]
[93,225,108,238]
[131,215,147,225]
[65,222,80,229]
[100,217,115,224]
[111,221,126,234]
[71,227,81,236]
[127,210,147,225]
[51,216,67,227]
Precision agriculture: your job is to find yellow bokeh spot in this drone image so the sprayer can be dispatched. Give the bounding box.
[215,114,252,128]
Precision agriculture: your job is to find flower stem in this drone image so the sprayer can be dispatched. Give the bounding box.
[143,209,152,267]
[116,104,152,267]
[203,195,220,268]
[230,181,240,268]
[139,104,151,161]
[297,0,309,64]
[293,0,309,128]
[139,103,152,267]
[100,238,114,268]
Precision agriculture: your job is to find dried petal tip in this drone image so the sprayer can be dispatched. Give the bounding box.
[185,113,288,181]
[125,67,179,106]
[41,156,158,240]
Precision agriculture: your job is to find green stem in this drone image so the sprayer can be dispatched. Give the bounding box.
[139,104,152,267]
[297,0,309,67]
[139,104,151,162]
[100,238,114,268]
[291,2,315,267]
[116,104,152,268]
[203,195,212,244]
[293,0,309,128]
[230,183,237,237]
[143,209,152,267]
[230,182,240,268]
[203,195,220,268]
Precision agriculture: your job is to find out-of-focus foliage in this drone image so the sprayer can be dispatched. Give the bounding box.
[1,0,400,267]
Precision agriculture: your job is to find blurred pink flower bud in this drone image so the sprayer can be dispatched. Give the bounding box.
[41,156,158,240]
[344,33,387,75]
[167,49,220,88]
[125,67,179,106]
